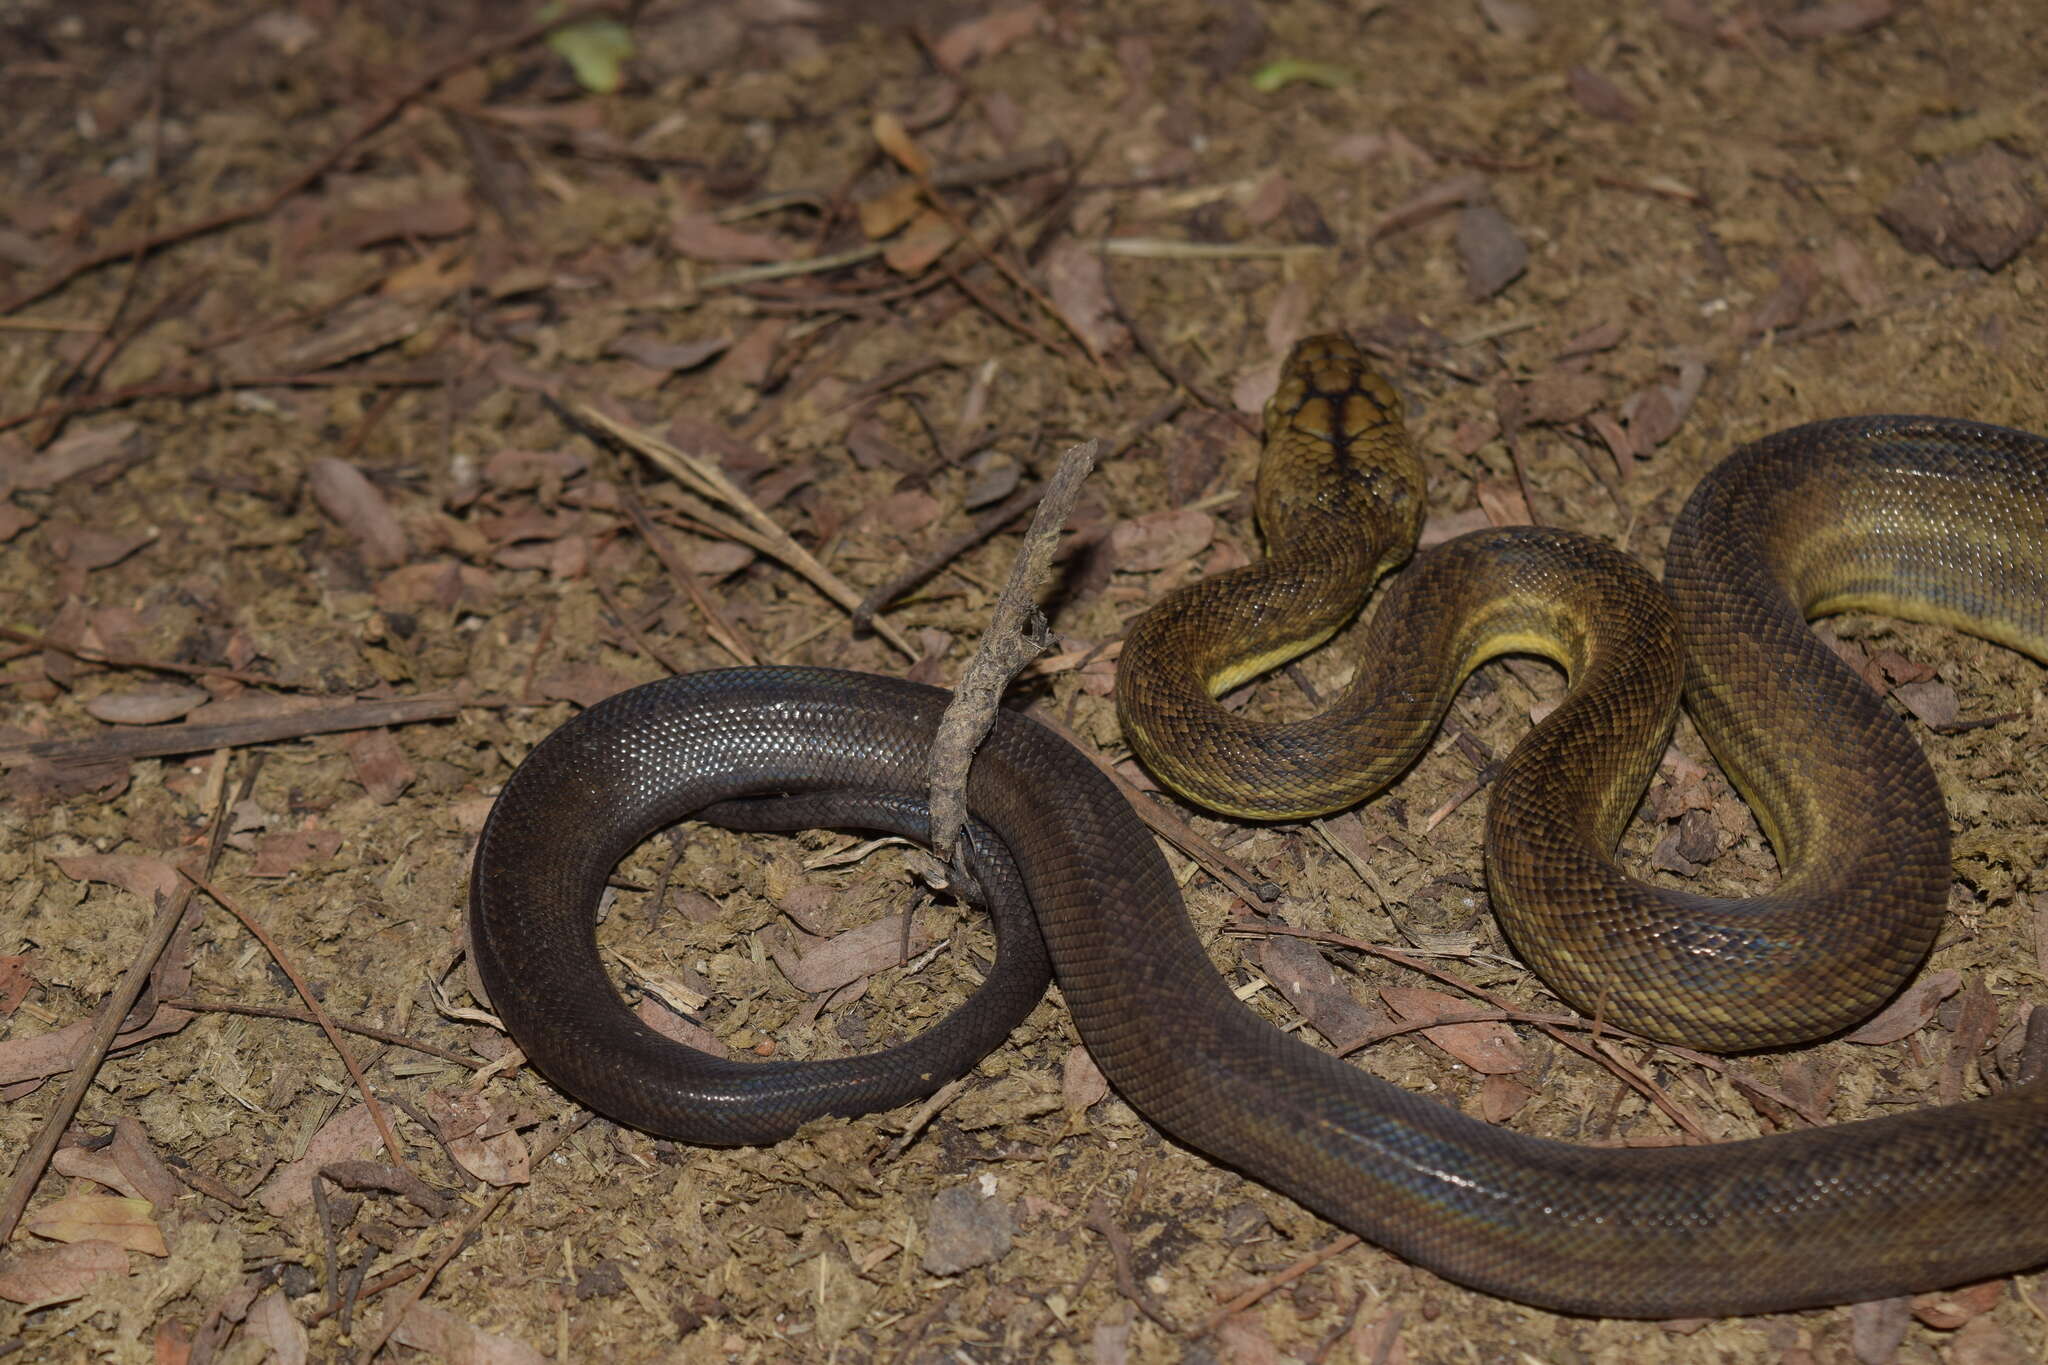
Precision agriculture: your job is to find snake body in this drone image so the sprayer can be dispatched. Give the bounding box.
[471,335,2048,1316]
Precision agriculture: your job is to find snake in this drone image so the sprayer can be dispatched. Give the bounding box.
[471,333,2048,1317]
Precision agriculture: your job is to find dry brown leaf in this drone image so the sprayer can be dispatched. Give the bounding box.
[635,996,731,1057]
[932,3,1044,71]
[1913,1278,2003,1329]
[343,729,414,804]
[775,914,930,994]
[392,1303,548,1365]
[1109,508,1214,572]
[0,954,31,1015]
[1457,204,1527,300]
[1769,0,1895,39]
[1567,64,1639,122]
[449,1127,531,1188]
[109,1118,182,1209]
[45,521,155,572]
[1379,986,1528,1074]
[81,682,211,725]
[245,1287,310,1365]
[872,111,932,178]
[1474,478,1532,527]
[308,457,408,568]
[1893,679,1959,729]
[16,422,144,491]
[0,1007,194,1086]
[1478,1073,1537,1122]
[249,828,343,878]
[52,852,180,906]
[882,207,956,274]
[1043,239,1127,358]
[330,192,474,249]
[0,1240,130,1309]
[1260,934,1381,1053]
[1062,1044,1111,1111]
[668,213,792,264]
[1841,969,1960,1044]
[52,1146,147,1202]
[258,1105,381,1215]
[25,1194,168,1256]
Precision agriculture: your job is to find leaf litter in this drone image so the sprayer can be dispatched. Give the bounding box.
[1,0,2046,1361]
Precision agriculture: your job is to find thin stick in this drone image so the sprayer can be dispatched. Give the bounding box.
[616,486,758,665]
[573,402,918,658]
[925,439,1099,860]
[0,758,242,1243]
[0,367,446,433]
[0,691,486,769]
[179,871,412,1175]
[0,623,310,690]
[160,998,481,1069]
[1202,1234,1361,1335]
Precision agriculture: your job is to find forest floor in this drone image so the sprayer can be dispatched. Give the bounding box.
[2,1,2046,1361]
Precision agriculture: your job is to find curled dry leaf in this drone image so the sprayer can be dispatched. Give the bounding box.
[1913,1278,2005,1330]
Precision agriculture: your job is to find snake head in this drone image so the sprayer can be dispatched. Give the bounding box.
[1257,334,1425,566]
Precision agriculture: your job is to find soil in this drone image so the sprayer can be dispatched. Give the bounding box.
[2,1,2046,1362]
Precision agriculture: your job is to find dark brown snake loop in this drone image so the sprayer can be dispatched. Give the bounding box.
[472,335,2048,1316]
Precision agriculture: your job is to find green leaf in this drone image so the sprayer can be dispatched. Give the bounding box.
[1249,59,1357,94]
[544,11,634,94]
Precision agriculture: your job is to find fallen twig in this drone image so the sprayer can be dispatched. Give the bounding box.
[926,439,1099,861]
[180,871,413,1176]
[0,691,491,769]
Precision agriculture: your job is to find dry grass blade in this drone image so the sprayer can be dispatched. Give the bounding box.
[573,401,918,660]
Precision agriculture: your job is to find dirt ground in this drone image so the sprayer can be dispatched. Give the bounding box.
[3,1,2046,1361]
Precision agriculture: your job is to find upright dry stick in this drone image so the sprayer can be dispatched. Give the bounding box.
[925,438,1100,864]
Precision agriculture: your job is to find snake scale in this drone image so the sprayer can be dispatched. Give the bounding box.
[472,334,2048,1316]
